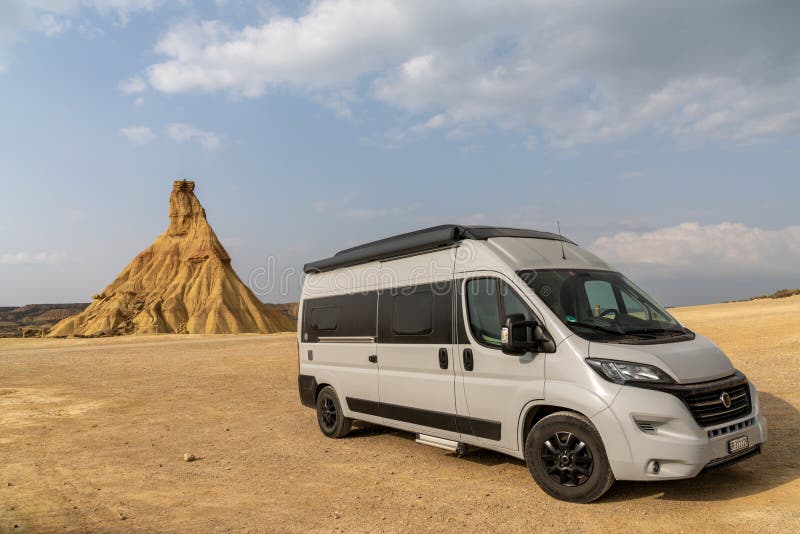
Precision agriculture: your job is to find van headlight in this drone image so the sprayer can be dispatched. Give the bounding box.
[585,358,675,385]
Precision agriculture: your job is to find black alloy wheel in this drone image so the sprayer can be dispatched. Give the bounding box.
[315,386,352,438]
[524,411,615,503]
[540,431,594,486]
[320,397,337,431]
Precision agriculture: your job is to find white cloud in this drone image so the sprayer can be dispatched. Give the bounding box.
[118,75,147,94]
[313,89,357,120]
[589,222,800,305]
[147,3,411,96]
[119,125,155,145]
[141,0,800,146]
[167,123,220,151]
[591,222,800,275]
[0,251,66,265]
[38,13,72,36]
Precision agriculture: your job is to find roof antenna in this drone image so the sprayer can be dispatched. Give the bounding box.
[557,220,567,260]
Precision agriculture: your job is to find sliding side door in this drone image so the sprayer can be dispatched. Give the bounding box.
[372,250,459,440]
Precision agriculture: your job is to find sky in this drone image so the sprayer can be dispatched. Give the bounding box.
[0,0,798,307]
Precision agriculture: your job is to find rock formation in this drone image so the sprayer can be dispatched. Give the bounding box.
[49,180,294,336]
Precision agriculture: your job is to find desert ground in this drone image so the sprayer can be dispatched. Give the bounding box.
[1,297,798,532]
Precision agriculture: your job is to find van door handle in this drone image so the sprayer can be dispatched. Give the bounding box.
[438,348,448,370]
[368,355,377,363]
[463,348,474,372]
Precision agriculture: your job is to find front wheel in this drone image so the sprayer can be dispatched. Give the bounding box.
[315,386,352,438]
[524,411,615,503]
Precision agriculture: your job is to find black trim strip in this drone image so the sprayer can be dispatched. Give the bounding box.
[345,397,501,441]
[298,374,318,408]
[458,415,501,441]
[346,397,380,416]
[630,370,746,395]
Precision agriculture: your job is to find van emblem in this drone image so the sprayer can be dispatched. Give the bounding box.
[720,392,731,409]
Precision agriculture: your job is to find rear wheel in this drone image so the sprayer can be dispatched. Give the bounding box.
[315,386,352,438]
[524,411,614,503]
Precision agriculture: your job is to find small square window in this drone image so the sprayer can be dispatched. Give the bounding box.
[392,291,433,335]
[310,306,338,331]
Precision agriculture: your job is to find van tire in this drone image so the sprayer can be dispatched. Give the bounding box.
[524,411,614,503]
[315,386,352,438]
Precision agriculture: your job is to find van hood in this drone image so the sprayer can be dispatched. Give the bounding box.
[588,334,734,384]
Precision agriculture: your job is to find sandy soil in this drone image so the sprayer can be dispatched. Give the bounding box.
[1,298,799,532]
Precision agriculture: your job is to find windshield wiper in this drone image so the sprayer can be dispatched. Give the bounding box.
[625,328,688,336]
[568,322,626,336]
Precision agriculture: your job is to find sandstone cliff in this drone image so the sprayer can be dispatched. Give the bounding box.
[49,180,294,336]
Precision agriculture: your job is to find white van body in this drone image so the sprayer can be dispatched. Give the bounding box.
[297,225,766,502]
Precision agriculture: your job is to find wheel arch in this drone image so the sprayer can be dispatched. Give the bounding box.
[519,404,579,450]
[517,381,614,452]
[298,369,340,410]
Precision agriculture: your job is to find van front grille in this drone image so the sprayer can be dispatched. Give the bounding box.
[685,383,751,427]
[629,371,753,429]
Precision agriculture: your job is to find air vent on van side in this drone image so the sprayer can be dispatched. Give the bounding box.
[634,420,657,433]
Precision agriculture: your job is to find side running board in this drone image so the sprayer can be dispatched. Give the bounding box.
[415,434,468,455]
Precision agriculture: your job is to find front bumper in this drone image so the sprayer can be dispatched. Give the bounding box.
[593,381,767,481]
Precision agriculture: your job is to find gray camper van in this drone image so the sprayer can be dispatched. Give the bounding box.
[297,225,766,502]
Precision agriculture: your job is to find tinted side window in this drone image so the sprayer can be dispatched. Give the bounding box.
[467,279,535,347]
[377,282,453,344]
[466,278,502,347]
[500,281,535,322]
[302,292,377,342]
[310,307,338,331]
[393,291,433,335]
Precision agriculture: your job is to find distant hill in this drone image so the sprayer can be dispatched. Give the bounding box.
[750,288,800,300]
[1,301,296,338]
[0,304,89,337]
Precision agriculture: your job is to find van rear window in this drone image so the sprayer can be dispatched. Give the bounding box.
[392,292,433,336]
[310,307,338,331]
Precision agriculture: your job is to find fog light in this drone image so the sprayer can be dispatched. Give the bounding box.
[652,461,660,474]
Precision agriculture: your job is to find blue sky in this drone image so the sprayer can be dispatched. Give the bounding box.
[1,0,798,307]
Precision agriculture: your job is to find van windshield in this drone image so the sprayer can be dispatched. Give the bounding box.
[517,269,693,343]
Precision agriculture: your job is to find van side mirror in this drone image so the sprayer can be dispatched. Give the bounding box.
[501,313,556,355]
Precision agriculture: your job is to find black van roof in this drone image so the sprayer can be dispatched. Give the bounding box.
[303,224,576,273]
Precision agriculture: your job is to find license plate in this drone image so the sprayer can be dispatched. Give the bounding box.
[728,435,749,454]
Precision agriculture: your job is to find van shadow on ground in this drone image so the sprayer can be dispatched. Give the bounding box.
[345,392,798,502]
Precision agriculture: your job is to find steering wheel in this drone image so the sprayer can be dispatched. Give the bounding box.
[599,308,619,320]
